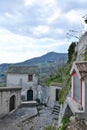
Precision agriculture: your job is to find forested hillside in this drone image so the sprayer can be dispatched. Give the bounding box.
[0,52,68,86]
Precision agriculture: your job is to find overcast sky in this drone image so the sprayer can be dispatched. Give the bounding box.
[0,0,87,63]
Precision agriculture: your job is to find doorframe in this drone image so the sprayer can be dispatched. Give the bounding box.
[55,89,59,101]
[9,95,16,112]
[27,89,33,101]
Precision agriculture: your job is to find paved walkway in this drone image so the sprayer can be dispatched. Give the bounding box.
[0,107,58,130]
[0,107,37,130]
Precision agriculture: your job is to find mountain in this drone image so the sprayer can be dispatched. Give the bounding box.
[0,52,68,85]
[16,51,68,66]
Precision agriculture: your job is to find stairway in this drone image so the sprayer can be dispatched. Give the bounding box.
[52,104,60,119]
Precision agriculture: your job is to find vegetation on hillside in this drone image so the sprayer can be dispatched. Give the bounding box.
[67,42,76,63]
[46,42,77,104]
[59,118,70,130]
[0,52,68,87]
[84,49,87,60]
[58,42,77,104]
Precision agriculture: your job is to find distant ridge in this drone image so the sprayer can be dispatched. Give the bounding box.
[16,51,68,66]
[0,52,68,84]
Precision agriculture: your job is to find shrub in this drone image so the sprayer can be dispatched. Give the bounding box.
[60,118,70,130]
[35,98,40,104]
[46,126,57,130]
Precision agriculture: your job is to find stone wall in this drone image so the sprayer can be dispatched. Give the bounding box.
[0,87,21,117]
[75,32,87,61]
[37,85,50,104]
[7,73,38,101]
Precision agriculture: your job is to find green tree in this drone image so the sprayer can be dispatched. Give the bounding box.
[67,42,76,63]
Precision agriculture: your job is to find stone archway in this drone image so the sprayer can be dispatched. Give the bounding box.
[9,95,15,112]
[27,89,33,101]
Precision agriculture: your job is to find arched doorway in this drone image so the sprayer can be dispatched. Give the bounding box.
[27,89,33,101]
[9,95,15,112]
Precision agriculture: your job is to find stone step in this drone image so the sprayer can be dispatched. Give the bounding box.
[52,109,60,113]
[54,105,60,108]
[52,114,59,119]
[20,101,37,107]
[52,104,60,116]
[52,111,59,115]
[53,107,60,110]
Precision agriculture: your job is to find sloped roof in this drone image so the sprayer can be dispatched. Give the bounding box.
[70,61,87,81]
[76,62,87,80]
[7,66,39,75]
[50,82,62,87]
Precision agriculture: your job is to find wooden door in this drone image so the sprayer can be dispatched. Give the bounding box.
[27,90,33,101]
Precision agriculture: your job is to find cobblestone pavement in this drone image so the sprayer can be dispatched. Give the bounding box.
[0,107,58,130]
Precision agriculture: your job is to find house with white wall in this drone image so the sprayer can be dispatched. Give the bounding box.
[49,82,62,107]
[6,66,39,101]
[67,61,87,119]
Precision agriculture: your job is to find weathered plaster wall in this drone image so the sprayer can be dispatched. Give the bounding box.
[75,32,87,61]
[37,85,50,104]
[7,74,38,88]
[0,88,21,117]
[7,74,38,101]
[48,86,61,107]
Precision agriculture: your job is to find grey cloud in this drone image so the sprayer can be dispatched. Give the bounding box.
[0,0,86,41]
[56,0,87,12]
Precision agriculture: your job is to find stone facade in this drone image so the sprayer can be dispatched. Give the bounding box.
[75,31,87,61]
[0,87,21,117]
[7,66,39,101]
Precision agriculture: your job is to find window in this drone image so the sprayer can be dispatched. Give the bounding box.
[28,74,33,81]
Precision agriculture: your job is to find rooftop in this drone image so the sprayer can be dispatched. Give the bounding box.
[76,62,87,82]
[7,66,39,75]
[50,82,62,87]
[70,61,87,82]
[0,87,21,91]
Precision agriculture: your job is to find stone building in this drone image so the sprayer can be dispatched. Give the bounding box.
[75,31,87,61]
[0,87,21,118]
[6,66,39,101]
[67,61,87,119]
[49,82,62,107]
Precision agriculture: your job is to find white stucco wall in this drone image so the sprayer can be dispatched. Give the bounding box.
[49,86,61,107]
[7,74,38,88]
[6,73,38,101]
